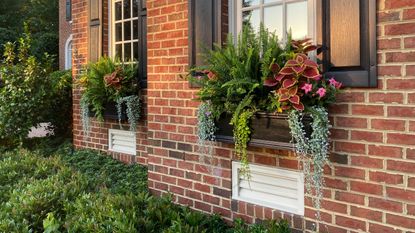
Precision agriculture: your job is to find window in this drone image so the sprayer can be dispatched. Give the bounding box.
[111,0,147,84]
[65,35,73,69]
[66,0,72,21]
[232,161,304,215]
[232,0,315,41]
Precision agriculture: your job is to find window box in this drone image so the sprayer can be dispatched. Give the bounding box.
[89,101,127,121]
[215,112,312,151]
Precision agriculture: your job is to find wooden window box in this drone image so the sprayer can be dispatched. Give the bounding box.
[215,112,312,151]
[89,102,127,121]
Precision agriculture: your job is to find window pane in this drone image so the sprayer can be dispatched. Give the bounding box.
[133,20,138,39]
[141,0,146,9]
[115,44,122,59]
[115,23,122,42]
[264,5,283,39]
[287,1,308,39]
[264,0,280,3]
[242,8,260,32]
[123,0,131,19]
[133,0,138,17]
[115,2,122,21]
[133,42,139,62]
[242,0,260,7]
[124,43,131,61]
[124,21,131,41]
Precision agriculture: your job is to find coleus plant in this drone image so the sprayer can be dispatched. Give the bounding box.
[264,39,341,111]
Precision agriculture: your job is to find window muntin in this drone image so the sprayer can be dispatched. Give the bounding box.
[111,0,140,63]
[234,0,315,41]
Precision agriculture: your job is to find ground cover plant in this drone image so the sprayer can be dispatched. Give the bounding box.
[0,139,292,233]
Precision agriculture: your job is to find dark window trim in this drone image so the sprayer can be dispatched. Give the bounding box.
[318,0,377,88]
[66,0,72,21]
[137,1,147,88]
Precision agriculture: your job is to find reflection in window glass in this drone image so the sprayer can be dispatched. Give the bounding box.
[263,0,279,4]
[124,21,131,40]
[133,42,139,61]
[123,0,131,18]
[242,8,260,32]
[115,44,122,58]
[124,43,131,61]
[115,23,122,42]
[243,0,260,7]
[115,2,122,21]
[264,5,283,39]
[133,0,138,17]
[287,1,308,39]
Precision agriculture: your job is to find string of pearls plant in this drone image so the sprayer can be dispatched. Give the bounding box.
[287,106,331,219]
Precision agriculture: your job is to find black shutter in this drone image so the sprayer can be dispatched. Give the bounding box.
[317,0,377,87]
[137,0,147,87]
[188,0,222,68]
[88,0,103,62]
[66,0,72,21]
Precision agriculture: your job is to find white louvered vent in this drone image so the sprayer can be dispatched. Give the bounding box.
[108,129,136,155]
[232,161,304,215]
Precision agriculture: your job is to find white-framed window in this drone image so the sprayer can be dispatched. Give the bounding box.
[232,161,305,215]
[65,35,73,69]
[111,0,140,62]
[230,0,316,41]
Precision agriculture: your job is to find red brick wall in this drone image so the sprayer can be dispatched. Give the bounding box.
[59,0,73,70]
[73,0,415,232]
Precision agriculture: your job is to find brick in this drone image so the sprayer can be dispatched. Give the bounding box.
[369,93,403,104]
[378,38,401,49]
[368,223,402,233]
[385,23,415,36]
[387,214,415,229]
[325,178,348,190]
[404,37,415,48]
[388,106,415,117]
[336,117,367,129]
[369,171,403,184]
[335,191,365,205]
[351,131,383,143]
[322,200,347,214]
[369,197,403,213]
[387,160,415,173]
[378,65,402,76]
[387,79,415,90]
[408,149,415,160]
[409,93,415,103]
[408,177,415,188]
[371,119,405,131]
[336,92,365,102]
[335,216,365,231]
[368,145,403,158]
[408,204,415,215]
[387,133,415,145]
[378,11,401,22]
[385,0,415,9]
[387,187,415,202]
[335,166,365,179]
[335,141,365,154]
[351,105,384,116]
[213,187,231,198]
[351,206,382,222]
[351,156,383,169]
[351,181,383,195]
[407,65,415,76]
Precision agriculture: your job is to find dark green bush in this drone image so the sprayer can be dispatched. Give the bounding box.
[0,141,292,233]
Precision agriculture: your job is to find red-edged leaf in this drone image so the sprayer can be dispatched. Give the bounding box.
[279,67,295,75]
[281,105,291,111]
[292,102,305,111]
[295,54,307,64]
[303,59,318,68]
[292,65,306,74]
[270,63,280,73]
[278,88,289,95]
[302,67,321,79]
[285,60,298,67]
[279,94,290,102]
[264,77,278,87]
[289,95,300,104]
[282,78,296,88]
[288,86,298,96]
[303,45,318,53]
[275,73,286,82]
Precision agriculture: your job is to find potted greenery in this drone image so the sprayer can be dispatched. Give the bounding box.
[78,57,141,134]
[190,26,341,216]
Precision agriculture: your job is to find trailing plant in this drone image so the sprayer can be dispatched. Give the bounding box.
[287,106,330,219]
[77,57,141,133]
[117,95,141,131]
[196,102,217,172]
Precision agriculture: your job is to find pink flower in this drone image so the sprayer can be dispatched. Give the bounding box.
[329,77,342,89]
[301,83,313,94]
[317,87,326,98]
